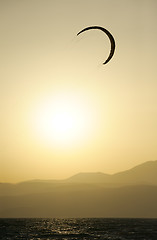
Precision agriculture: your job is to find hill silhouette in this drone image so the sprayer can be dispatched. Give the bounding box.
[0,160,157,218]
[67,160,157,184]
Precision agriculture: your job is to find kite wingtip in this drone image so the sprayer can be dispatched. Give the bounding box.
[103,59,111,65]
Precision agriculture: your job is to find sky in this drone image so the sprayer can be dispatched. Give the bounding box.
[1,0,157,183]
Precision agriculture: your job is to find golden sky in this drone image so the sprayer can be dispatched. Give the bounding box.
[1,0,157,183]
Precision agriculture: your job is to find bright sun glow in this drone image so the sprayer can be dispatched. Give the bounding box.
[32,93,94,146]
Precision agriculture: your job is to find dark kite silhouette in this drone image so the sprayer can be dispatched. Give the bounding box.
[77,26,115,64]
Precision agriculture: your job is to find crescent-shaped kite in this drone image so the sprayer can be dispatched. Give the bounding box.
[77,26,115,65]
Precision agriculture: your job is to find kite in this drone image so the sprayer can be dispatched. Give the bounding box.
[77,26,115,64]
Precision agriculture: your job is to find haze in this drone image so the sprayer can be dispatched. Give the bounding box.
[1,0,157,183]
[1,161,157,218]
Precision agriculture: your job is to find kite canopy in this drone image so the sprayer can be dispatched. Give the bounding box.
[77,26,115,64]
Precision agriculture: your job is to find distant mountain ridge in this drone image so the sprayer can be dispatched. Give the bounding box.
[66,160,157,184]
[66,172,110,183]
[1,160,157,186]
[1,160,157,218]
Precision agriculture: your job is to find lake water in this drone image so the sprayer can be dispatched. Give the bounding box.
[0,218,157,239]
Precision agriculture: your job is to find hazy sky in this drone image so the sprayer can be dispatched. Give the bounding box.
[1,0,157,182]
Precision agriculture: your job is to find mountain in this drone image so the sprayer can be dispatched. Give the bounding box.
[1,160,157,218]
[1,185,157,218]
[66,172,111,183]
[66,160,157,185]
[112,160,157,184]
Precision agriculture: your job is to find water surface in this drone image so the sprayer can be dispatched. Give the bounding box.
[0,218,157,239]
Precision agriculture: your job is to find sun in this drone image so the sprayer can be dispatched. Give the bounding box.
[32,93,94,146]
